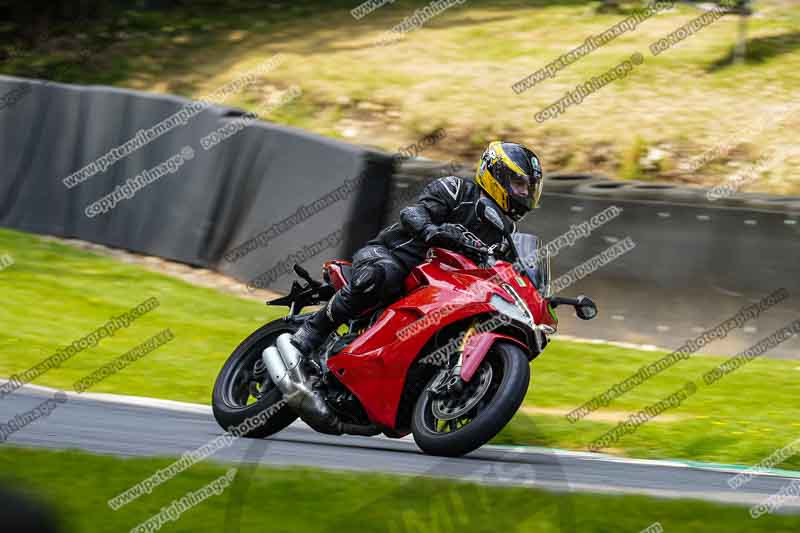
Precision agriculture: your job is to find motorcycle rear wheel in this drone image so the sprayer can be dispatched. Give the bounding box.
[212,319,299,438]
[411,342,530,457]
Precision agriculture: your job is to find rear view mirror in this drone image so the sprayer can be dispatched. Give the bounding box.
[549,295,598,320]
[575,295,597,320]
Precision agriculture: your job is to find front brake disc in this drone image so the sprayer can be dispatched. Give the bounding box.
[431,364,493,421]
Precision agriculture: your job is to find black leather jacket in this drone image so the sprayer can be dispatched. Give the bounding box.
[369,176,512,270]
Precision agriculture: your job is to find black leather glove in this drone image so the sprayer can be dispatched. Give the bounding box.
[423,223,465,249]
[424,224,489,258]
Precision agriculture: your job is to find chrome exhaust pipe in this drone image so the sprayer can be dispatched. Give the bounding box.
[262,334,310,408]
[261,345,298,405]
[261,333,345,435]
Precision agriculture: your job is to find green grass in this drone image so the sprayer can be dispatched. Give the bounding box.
[2,1,799,193]
[0,227,284,403]
[2,226,799,470]
[3,446,799,533]
[501,338,800,470]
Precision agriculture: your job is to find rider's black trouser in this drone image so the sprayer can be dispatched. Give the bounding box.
[305,244,410,341]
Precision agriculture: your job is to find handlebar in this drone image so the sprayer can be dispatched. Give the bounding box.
[458,241,489,258]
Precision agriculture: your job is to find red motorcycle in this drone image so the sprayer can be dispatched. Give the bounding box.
[212,199,597,456]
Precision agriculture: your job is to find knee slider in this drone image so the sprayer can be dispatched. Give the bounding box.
[350,265,384,297]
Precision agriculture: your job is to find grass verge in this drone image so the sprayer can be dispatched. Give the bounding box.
[2,446,799,533]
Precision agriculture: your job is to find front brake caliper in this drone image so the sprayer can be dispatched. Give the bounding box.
[428,370,465,398]
[427,370,450,397]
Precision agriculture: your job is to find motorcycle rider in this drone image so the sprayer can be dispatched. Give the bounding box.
[290,141,544,356]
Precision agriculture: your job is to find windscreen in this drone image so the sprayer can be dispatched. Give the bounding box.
[512,233,551,296]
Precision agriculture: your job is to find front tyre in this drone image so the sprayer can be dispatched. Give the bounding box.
[212,319,299,438]
[411,342,530,457]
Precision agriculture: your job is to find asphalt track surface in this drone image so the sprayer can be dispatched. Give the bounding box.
[2,385,799,513]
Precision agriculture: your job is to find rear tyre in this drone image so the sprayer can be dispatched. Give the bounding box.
[212,319,299,438]
[411,342,530,457]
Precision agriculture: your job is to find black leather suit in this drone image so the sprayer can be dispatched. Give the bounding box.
[320,176,511,327]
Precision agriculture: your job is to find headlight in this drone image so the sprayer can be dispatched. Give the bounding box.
[490,285,552,353]
[490,283,534,329]
[490,294,528,324]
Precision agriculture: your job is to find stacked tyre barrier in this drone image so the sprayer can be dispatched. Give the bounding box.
[394,159,800,358]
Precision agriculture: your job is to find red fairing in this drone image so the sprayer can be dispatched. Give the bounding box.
[460,332,526,381]
[426,247,479,270]
[326,253,550,431]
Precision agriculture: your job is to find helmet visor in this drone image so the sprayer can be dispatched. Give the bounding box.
[499,167,540,208]
[509,173,532,199]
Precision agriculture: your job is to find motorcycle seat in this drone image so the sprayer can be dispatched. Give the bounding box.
[339,264,353,284]
[323,260,353,291]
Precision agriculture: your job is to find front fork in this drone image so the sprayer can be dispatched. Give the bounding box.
[428,318,536,399]
[428,323,476,397]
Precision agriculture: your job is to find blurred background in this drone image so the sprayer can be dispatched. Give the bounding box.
[1,1,799,532]
[2,0,797,192]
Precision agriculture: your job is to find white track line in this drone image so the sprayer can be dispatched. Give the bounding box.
[0,379,211,415]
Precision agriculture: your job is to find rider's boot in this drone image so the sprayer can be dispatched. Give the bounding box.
[290,302,338,358]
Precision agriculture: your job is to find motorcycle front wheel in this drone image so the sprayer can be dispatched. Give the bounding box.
[411,341,530,457]
[212,319,299,438]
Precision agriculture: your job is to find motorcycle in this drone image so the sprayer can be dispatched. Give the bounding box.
[212,198,597,457]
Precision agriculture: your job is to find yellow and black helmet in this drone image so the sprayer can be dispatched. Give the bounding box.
[475,141,543,221]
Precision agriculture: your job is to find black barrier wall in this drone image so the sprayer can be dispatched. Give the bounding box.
[0,75,393,292]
